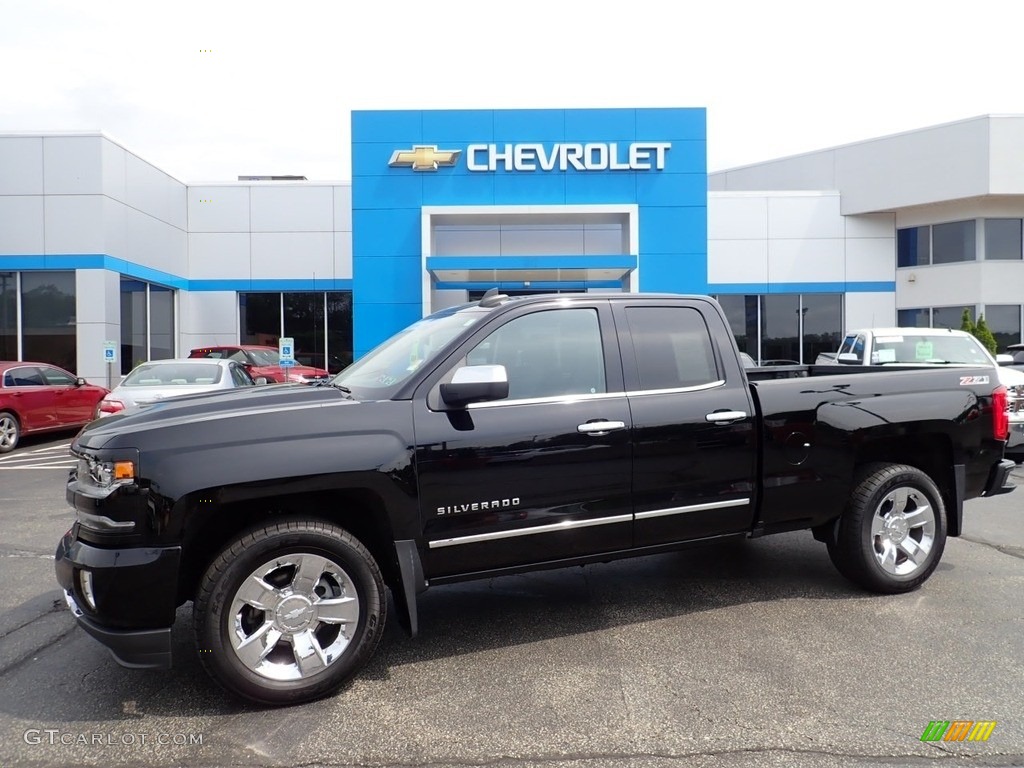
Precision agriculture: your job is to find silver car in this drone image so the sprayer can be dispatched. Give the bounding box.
[97,359,263,417]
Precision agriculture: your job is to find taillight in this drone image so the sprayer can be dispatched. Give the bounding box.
[99,399,125,415]
[992,386,1009,441]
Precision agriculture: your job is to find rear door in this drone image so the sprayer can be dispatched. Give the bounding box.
[413,300,634,578]
[612,299,758,546]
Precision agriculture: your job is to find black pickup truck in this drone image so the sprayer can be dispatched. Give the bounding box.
[55,292,1015,705]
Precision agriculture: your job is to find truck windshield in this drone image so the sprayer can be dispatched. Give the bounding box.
[872,333,993,365]
[331,309,486,396]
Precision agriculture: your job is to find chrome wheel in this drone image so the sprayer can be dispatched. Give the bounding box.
[229,553,360,682]
[0,413,19,453]
[869,486,936,576]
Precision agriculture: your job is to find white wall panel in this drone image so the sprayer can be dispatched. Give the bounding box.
[707,240,768,284]
[188,233,251,279]
[125,153,187,229]
[979,262,1024,304]
[179,291,237,339]
[0,137,44,194]
[0,196,44,253]
[333,185,352,231]
[251,232,334,280]
[187,186,251,233]
[708,194,768,240]
[895,263,982,307]
[768,239,845,283]
[251,186,333,232]
[768,195,844,239]
[75,268,120,325]
[101,139,127,201]
[845,213,894,239]
[76,319,120,385]
[433,228,500,255]
[845,292,896,330]
[43,136,102,194]
[102,198,128,260]
[845,238,895,283]
[709,151,836,192]
[334,232,353,279]
[125,208,188,275]
[500,227,584,255]
[44,196,104,254]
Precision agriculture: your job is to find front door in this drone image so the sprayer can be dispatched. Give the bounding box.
[414,301,633,578]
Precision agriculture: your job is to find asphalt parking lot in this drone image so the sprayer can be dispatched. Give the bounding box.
[0,434,1022,768]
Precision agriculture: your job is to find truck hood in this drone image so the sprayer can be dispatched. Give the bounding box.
[75,382,359,450]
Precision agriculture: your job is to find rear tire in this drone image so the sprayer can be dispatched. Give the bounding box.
[827,463,946,593]
[194,518,387,706]
[0,411,20,453]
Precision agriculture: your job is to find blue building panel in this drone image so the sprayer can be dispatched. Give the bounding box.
[351,107,708,355]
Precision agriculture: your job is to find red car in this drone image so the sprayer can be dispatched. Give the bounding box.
[188,345,330,383]
[0,362,109,453]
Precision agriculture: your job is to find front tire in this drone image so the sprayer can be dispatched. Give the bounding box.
[827,463,946,593]
[194,519,387,705]
[0,411,20,453]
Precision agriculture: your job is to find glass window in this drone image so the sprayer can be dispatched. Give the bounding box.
[625,306,718,390]
[40,366,75,386]
[120,278,147,375]
[897,308,930,327]
[932,305,974,331]
[464,308,606,400]
[230,364,254,386]
[761,294,801,363]
[983,305,1022,351]
[984,219,1022,261]
[0,272,15,360]
[326,292,353,373]
[801,294,843,365]
[149,284,175,361]
[5,366,45,386]
[897,226,930,267]
[284,292,325,371]
[22,272,76,373]
[123,362,223,386]
[240,293,281,346]
[716,295,758,356]
[931,220,976,264]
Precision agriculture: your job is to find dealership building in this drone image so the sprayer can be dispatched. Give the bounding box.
[1,109,1023,383]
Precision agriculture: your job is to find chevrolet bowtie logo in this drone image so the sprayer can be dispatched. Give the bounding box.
[388,145,461,171]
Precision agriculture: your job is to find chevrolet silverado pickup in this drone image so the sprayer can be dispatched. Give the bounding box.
[55,292,1015,705]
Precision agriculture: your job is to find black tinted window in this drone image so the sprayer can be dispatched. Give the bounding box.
[466,309,606,401]
[625,307,719,390]
[41,367,75,386]
[4,367,45,386]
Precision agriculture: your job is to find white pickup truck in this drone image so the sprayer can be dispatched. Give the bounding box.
[827,327,1024,463]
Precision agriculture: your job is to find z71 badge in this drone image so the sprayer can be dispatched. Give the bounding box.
[959,375,990,385]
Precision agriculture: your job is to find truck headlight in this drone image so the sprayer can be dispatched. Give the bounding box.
[79,457,135,489]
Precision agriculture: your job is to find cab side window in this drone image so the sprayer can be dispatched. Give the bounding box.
[465,309,606,401]
[4,367,46,387]
[625,306,719,390]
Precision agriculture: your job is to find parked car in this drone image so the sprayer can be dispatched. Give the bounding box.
[188,345,329,383]
[97,359,263,417]
[0,361,108,453]
[1001,343,1024,372]
[826,327,1024,463]
[57,293,1013,705]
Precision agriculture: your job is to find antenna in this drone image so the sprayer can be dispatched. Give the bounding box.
[478,287,509,308]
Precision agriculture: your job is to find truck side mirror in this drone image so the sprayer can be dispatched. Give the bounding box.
[440,365,509,407]
[836,352,860,365]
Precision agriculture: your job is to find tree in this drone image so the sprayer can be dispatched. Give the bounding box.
[974,314,998,355]
[960,308,976,336]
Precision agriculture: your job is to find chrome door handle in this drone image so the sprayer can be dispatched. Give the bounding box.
[705,410,747,424]
[577,420,626,435]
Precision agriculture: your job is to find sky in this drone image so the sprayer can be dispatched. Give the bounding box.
[2,0,1023,183]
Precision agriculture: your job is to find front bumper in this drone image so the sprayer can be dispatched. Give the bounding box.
[982,458,1016,497]
[54,528,179,669]
[63,591,171,669]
